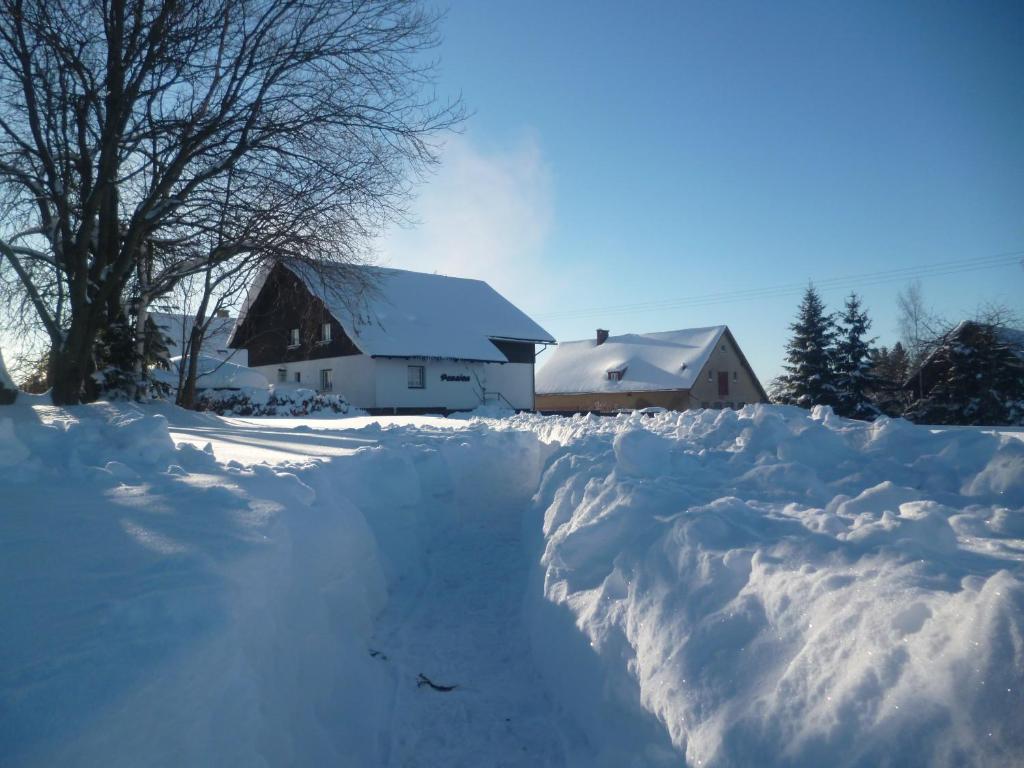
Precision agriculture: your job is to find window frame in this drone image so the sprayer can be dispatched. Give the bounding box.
[407,364,426,389]
[288,328,300,348]
[319,322,332,344]
[277,368,287,383]
[319,368,333,392]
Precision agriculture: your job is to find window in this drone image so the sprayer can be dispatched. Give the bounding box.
[737,402,745,409]
[707,370,713,382]
[277,368,287,383]
[701,401,709,409]
[288,328,300,348]
[721,344,727,352]
[713,401,723,408]
[408,365,425,389]
[319,322,332,344]
[294,371,301,383]
[606,369,625,382]
[319,369,333,392]
[733,371,738,381]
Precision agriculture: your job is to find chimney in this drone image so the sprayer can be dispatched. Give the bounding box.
[596,328,609,346]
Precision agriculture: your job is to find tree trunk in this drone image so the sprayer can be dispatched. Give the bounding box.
[50,338,92,405]
[178,323,205,410]
[49,306,104,405]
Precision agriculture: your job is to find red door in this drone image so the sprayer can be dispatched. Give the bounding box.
[718,371,729,397]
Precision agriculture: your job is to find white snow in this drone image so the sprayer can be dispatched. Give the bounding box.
[1,401,1022,767]
[234,261,555,362]
[536,326,727,394]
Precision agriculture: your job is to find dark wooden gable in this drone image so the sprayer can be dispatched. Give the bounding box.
[231,264,363,367]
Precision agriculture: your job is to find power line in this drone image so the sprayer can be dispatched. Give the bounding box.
[534,250,1024,322]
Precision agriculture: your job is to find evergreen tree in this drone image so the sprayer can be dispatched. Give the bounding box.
[773,285,839,408]
[833,293,880,420]
[869,342,911,416]
[907,322,1024,425]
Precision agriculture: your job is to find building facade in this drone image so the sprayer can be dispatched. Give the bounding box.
[229,262,554,413]
[535,326,767,414]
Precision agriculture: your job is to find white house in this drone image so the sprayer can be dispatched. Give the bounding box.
[535,326,768,414]
[228,261,554,413]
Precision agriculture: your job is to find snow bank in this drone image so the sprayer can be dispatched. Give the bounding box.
[528,405,1024,767]
[0,402,389,766]
[1,401,1021,766]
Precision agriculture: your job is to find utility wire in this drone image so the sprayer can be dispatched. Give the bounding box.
[534,250,1024,322]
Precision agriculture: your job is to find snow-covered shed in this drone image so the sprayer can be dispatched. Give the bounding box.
[228,262,554,413]
[535,326,767,414]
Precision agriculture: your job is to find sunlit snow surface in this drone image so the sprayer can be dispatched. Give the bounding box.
[1,398,1022,767]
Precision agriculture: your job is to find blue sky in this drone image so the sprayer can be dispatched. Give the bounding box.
[382,0,1024,382]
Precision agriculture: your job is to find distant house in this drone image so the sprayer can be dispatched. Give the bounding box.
[535,326,767,414]
[905,321,1024,398]
[228,261,554,413]
[903,321,1024,425]
[151,310,248,368]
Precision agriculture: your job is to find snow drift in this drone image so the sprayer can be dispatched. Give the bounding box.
[0,400,1021,766]
[524,405,1024,767]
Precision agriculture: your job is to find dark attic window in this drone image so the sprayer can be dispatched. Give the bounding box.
[607,369,625,382]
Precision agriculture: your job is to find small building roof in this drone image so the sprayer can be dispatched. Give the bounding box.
[151,311,239,359]
[233,261,554,362]
[904,320,1024,389]
[536,326,730,394]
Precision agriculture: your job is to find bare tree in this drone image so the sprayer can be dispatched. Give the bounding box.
[896,281,943,400]
[0,0,461,404]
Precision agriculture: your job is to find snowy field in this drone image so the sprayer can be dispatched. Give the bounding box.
[1,399,1022,767]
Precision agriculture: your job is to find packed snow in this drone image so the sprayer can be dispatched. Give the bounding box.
[1,399,1022,767]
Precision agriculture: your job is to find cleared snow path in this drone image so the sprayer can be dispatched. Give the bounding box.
[369,500,574,767]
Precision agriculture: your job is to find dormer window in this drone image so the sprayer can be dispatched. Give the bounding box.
[288,328,300,348]
[607,367,626,382]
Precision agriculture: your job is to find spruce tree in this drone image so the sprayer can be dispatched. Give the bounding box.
[774,285,839,408]
[833,293,880,420]
[869,343,910,416]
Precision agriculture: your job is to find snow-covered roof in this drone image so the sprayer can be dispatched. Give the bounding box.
[151,311,239,360]
[234,261,554,362]
[536,326,729,394]
[998,326,1024,355]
